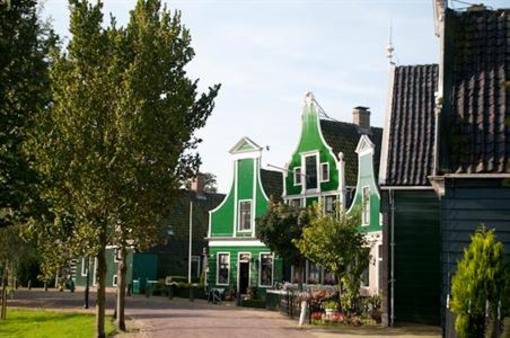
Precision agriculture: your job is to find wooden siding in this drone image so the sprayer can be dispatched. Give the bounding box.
[391,190,441,325]
[441,178,510,337]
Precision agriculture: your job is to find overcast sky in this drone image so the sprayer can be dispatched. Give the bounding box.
[41,0,509,193]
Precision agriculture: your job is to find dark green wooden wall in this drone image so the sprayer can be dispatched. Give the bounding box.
[391,190,441,325]
[441,179,510,337]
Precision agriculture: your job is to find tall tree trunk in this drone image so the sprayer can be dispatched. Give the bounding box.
[96,246,107,338]
[115,246,127,331]
[1,263,8,320]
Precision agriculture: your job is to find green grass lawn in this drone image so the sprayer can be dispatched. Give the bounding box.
[0,308,116,338]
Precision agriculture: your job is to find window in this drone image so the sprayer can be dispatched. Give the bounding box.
[306,261,321,284]
[81,257,89,276]
[294,167,302,186]
[361,265,369,288]
[114,248,121,263]
[259,253,273,287]
[217,253,230,285]
[362,187,370,225]
[112,275,118,287]
[290,198,302,208]
[323,269,336,285]
[238,200,252,231]
[305,155,318,190]
[320,163,329,182]
[324,195,337,214]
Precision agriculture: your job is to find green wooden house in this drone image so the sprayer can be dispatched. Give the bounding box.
[207,137,283,295]
[283,92,383,295]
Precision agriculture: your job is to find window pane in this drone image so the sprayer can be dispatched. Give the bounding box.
[294,167,302,185]
[260,254,273,286]
[305,155,317,189]
[325,195,337,214]
[239,201,252,231]
[218,254,229,284]
[362,187,370,225]
[321,163,329,181]
[291,199,301,208]
[323,270,336,285]
[361,266,369,287]
[307,262,321,284]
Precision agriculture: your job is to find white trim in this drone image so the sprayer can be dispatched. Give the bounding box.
[321,193,338,214]
[320,162,330,182]
[216,252,230,286]
[80,257,88,277]
[237,199,253,232]
[112,275,118,287]
[114,248,120,263]
[233,159,239,237]
[376,243,383,291]
[379,64,396,186]
[252,159,257,238]
[301,151,320,194]
[293,167,302,186]
[229,137,263,154]
[258,252,274,288]
[209,239,266,247]
[237,252,251,292]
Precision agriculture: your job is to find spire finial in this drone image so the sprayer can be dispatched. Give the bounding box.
[386,23,395,65]
[304,91,315,105]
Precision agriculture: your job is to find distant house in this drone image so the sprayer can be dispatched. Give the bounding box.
[283,93,383,294]
[74,184,224,293]
[379,1,510,335]
[206,138,283,295]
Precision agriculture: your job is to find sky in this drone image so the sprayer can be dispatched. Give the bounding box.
[40,0,509,193]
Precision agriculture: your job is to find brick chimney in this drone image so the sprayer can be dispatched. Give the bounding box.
[352,106,370,129]
[190,174,205,193]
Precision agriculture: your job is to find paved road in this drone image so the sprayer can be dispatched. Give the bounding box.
[8,290,440,338]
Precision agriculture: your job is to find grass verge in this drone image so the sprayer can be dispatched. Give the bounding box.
[0,308,116,338]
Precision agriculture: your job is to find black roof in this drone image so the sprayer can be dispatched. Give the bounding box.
[383,64,439,186]
[320,120,382,187]
[441,8,510,174]
[260,169,283,200]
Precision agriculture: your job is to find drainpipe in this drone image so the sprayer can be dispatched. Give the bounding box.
[390,189,395,326]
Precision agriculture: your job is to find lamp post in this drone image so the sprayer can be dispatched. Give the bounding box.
[188,200,193,285]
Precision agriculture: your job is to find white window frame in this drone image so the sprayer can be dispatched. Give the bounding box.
[81,257,88,277]
[320,162,330,182]
[302,152,320,192]
[306,260,321,285]
[323,194,337,214]
[237,199,253,232]
[112,275,118,287]
[361,186,370,226]
[289,198,303,208]
[237,252,251,292]
[258,252,274,288]
[216,252,230,286]
[113,248,121,263]
[92,257,98,287]
[293,167,302,186]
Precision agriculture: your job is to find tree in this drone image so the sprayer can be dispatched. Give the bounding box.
[450,227,506,338]
[27,1,219,336]
[294,206,370,313]
[256,200,308,288]
[0,0,53,319]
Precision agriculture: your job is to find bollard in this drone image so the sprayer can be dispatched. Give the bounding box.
[28,280,31,290]
[44,281,48,292]
[189,286,194,302]
[127,283,132,297]
[236,291,241,306]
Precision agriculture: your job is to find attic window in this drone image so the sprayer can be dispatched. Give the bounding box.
[320,163,329,182]
[304,155,318,190]
[294,167,302,186]
[238,200,252,231]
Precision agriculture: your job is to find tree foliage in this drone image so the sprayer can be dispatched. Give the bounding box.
[450,226,506,338]
[256,200,307,266]
[26,0,219,335]
[294,206,370,310]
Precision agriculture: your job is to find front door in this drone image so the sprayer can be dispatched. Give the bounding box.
[239,262,249,294]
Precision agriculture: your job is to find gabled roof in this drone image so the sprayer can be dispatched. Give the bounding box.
[440,8,510,174]
[320,120,382,186]
[229,137,262,154]
[260,169,283,200]
[381,64,439,186]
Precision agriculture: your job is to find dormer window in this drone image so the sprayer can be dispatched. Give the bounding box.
[320,163,329,182]
[238,200,252,231]
[294,167,302,186]
[304,155,318,190]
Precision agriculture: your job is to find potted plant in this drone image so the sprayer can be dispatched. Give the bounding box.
[323,300,338,317]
